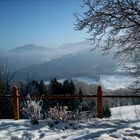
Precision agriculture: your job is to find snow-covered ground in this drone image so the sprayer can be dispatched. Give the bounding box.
[0,105,140,140]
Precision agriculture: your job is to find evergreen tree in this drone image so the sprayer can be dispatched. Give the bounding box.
[50,78,63,95]
[69,80,75,95]
[37,80,47,95]
[63,80,70,95]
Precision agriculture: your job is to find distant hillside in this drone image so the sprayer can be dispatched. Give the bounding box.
[7,41,123,80]
[10,44,52,53]
[8,41,93,71]
[15,47,118,80]
[8,44,57,70]
[55,41,91,55]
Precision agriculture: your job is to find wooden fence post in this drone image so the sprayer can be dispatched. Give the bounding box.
[97,85,103,119]
[13,86,20,120]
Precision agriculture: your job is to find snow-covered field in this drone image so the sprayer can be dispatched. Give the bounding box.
[0,105,140,140]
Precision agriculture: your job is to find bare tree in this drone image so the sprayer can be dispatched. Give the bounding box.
[0,52,10,95]
[0,52,14,118]
[127,50,140,94]
[75,0,140,61]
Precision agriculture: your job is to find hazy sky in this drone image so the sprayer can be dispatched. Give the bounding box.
[0,0,87,50]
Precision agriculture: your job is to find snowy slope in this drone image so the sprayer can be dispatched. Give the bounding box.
[0,105,140,140]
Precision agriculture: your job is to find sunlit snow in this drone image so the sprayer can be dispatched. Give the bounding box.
[0,105,140,140]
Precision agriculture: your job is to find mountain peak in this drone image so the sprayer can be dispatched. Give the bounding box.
[10,44,52,53]
[23,44,36,47]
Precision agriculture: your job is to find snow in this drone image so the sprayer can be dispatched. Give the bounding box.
[0,105,140,140]
[111,105,140,120]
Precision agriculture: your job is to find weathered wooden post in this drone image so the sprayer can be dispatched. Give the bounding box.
[13,86,20,120]
[97,85,103,119]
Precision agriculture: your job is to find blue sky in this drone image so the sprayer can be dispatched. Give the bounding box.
[0,0,87,50]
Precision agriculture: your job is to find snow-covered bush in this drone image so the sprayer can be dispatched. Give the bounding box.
[22,95,43,124]
[48,103,96,122]
[48,103,69,121]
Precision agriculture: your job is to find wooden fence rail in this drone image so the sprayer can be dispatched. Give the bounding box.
[0,85,140,120]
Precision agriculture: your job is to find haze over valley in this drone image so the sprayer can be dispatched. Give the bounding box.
[7,41,121,81]
[4,40,133,90]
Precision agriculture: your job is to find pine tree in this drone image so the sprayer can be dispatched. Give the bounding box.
[50,78,63,95]
[63,80,70,95]
[69,80,75,95]
[37,80,47,95]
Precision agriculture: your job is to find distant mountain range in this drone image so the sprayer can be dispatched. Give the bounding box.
[8,41,93,70]
[8,44,56,70]
[6,41,122,81]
